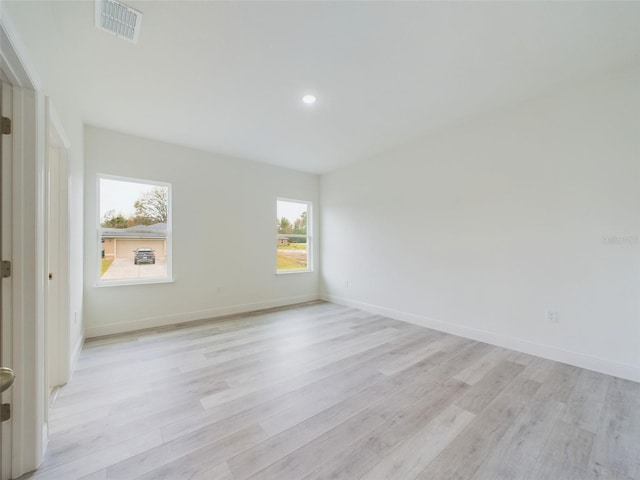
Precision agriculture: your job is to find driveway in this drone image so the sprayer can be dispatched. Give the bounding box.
[276,248,307,263]
[102,257,167,280]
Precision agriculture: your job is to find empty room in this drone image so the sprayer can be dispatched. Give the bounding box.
[0,1,638,479]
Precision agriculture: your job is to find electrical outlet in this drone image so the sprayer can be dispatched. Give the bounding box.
[547,310,559,324]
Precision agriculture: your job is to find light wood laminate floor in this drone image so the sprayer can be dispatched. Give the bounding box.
[21,302,640,479]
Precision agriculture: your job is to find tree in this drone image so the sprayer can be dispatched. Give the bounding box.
[293,211,307,235]
[278,212,308,244]
[278,217,293,234]
[133,188,168,225]
[101,210,129,228]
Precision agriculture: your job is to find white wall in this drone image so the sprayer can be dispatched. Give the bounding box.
[321,68,640,382]
[84,126,320,337]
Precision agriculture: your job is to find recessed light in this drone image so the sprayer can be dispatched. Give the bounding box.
[302,95,316,105]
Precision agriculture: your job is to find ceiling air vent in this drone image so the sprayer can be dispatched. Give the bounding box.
[95,0,142,43]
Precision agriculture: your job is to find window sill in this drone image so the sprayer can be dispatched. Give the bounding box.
[276,270,313,275]
[95,277,174,288]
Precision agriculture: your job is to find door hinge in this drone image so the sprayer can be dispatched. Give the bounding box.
[1,260,11,278]
[1,116,11,135]
[1,403,9,422]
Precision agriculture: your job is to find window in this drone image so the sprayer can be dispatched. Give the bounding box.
[98,175,172,285]
[277,198,312,273]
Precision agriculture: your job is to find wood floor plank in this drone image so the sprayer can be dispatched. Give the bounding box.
[29,431,163,479]
[199,327,405,409]
[106,423,266,480]
[534,362,582,403]
[21,302,638,480]
[561,368,610,433]
[237,343,491,480]
[76,304,354,377]
[453,346,511,385]
[44,399,208,469]
[414,376,541,480]
[359,405,476,480]
[77,470,106,480]
[47,404,111,437]
[377,334,470,376]
[126,425,266,480]
[526,421,595,480]
[226,334,457,478]
[454,360,525,414]
[234,349,455,478]
[159,321,433,446]
[587,377,640,479]
[224,326,394,387]
[159,331,419,443]
[519,355,556,382]
[258,331,441,436]
[246,407,388,480]
[302,379,470,480]
[227,380,392,479]
[471,385,564,480]
[188,462,235,480]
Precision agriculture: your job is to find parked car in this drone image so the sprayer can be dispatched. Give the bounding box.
[134,248,156,265]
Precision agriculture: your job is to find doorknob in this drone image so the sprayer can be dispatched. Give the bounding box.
[0,367,15,393]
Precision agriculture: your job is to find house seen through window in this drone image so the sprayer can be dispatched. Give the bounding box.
[277,199,311,273]
[99,175,172,284]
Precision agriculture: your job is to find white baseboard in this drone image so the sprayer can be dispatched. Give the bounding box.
[85,294,322,338]
[322,293,640,383]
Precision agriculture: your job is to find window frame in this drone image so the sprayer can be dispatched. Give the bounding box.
[276,197,313,274]
[96,173,173,287]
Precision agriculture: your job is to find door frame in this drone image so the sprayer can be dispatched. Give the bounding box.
[45,99,71,392]
[1,71,14,480]
[1,18,49,478]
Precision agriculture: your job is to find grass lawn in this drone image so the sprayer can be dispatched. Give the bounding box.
[101,258,114,276]
[277,252,307,271]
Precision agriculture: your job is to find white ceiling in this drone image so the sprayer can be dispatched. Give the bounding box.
[4,1,640,174]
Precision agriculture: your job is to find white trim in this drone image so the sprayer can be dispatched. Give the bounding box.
[275,270,314,276]
[45,97,72,388]
[85,293,321,338]
[322,294,640,383]
[0,20,42,89]
[57,144,71,385]
[98,172,171,189]
[96,277,174,288]
[47,104,70,149]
